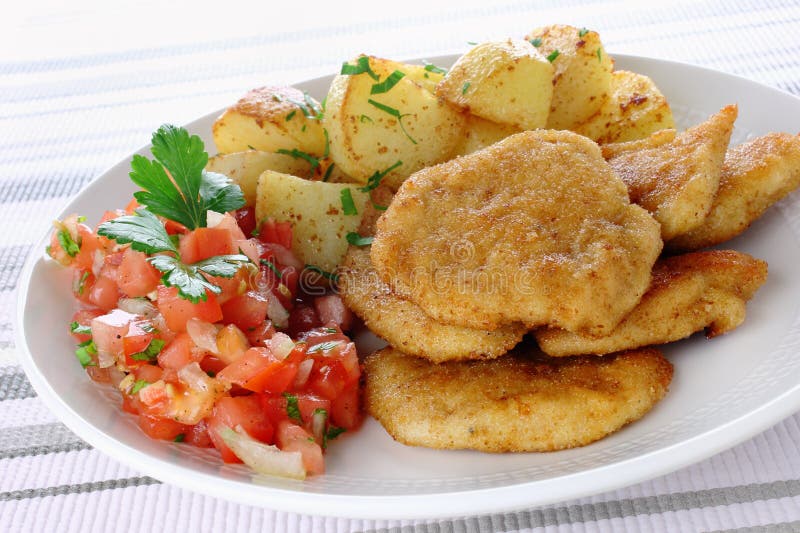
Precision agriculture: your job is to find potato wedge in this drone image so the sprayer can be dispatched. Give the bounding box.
[452,114,521,156]
[436,39,554,130]
[213,86,326,155]
[206,150,312,206]
[524,25,614,130]
[255,170,369,272]
[573,70,675,144]
[324,55,466,190]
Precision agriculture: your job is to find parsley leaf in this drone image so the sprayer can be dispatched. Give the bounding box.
[98,209,178,255]
[307,341,342,354]
[340,188,358,216]
[340,56,379,80]
[371,70,405,95]
[358,160,403,192]
[283,392,302,422]
[129,338,166,361]
[325,426,346,442]
[130,379,150,394]
[57,230,80,257]
[70,321,92,336]
[174,433,185,443]
[346,232,373,246]
[149,254,250,303]
[130,125,244,230]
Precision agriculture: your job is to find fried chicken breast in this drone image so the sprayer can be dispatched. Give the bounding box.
[371,130,662,335]
[607,105,737,240]
[535,250,768,356]
[339,247,525,362]
[667,132,800,251]
[364,346,673,452]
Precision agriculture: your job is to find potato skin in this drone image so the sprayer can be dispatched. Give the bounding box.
[324,55,466,190]
[255,170,369,272]
[212,85,326,155]
[436,39,554,131]
[573,70,675,144]
[525,24,614,130]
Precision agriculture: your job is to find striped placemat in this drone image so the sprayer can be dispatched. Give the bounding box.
[3,0,800,531]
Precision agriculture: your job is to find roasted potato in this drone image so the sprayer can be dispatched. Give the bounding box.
[436,39,554,130]
[255,170,369,272]
[213,86,326,156]
[452,114,521,156]
[206,150,312,206]
[524,25,614,130]
[573,70,675,144]
[324,55,466,190]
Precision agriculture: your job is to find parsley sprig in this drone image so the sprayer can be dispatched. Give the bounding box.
[130,125,244,230]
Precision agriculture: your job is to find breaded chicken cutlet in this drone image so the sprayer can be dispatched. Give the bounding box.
[371,130,662,336]
[364,346,673,452]
[535,250,768,356]
[339,247,525,362]
[668,132,800,251]
[607,105,737,240]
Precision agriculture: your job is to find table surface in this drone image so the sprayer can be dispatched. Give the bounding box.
[3,0,800,531]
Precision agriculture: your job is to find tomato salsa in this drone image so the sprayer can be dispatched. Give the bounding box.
[46,126,362,479]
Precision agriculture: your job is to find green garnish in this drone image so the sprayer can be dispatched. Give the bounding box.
[461,81,471,95]
[276,148,320,176]
[75,340,96,368]
[423,61,447,75]
[323,129,330,158]
[546,49,560,62]
[340,56,379,81]
[579,27,589,37]
[98,209,250,303]
[323,163,335,182]
[57,230,80,257]
[324,327,338,333]
[367,99,417,144]
[529,37,542,47]
[325,426,346,442]
[73,270,89,296]
[358,160,403,193]
[272,94,283,102]
[70,321,92,336]
[283,392,302,422]
[340,188,358,216]
[596,48,602,62]
[360,114,373,123]
[372,202,388,211]
[285,110,296,121]
[304,264,339,283]
[130,379,150,394]
[260,258,283,278]
[467,41,478,45]
[307,341,342,353]
[247,144,256,150]
[370,70,405,95]
[129,338,166,362]
[287,92,323,120]
[174,434,185,443]
[346,232,373,246]
[128,125,244,231]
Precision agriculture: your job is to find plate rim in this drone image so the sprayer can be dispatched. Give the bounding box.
[14,53,800,520]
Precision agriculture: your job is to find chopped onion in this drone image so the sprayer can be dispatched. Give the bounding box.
[118,297,158,318]
[268,332,294,360]
[220,425,306,480]
[178,362,211,393]
[117,373,135,393]
[293,359,314,388]
[266,243,304,270]
[206,210,225,228]
[311,409,327,446]
[107,366,127,388]
[266,292,290,330]
[186,318,220,354]
[91,249,104,277]
[97,349,116,369]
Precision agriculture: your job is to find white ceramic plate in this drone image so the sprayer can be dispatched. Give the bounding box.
[15,54,800,520]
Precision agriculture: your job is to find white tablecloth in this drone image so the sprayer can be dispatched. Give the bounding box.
[3,0,800,530]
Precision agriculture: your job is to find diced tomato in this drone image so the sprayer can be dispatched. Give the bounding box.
[314,295,353,331]
[121,392,139,414]
[71,269,96,305]
[213,213,247,242]
[135,364,164,383]
[164,219,188,235]
[91,309,138,359]
[122,319,156,367]
[138,413,192,441]
[179,227,238,264]
[221,291,269,330]
[200,355,228,377]
[244,321,276,347]
[206,269,246,305]
[330,383,362,430]
[234,207,257,237]
[276,420,324,476]
[260,392,330,428]
[217,347,299,394]
[70,308,103,343]
[185,420,214,448]
[279,266,299,300]
[206,395,275,463]
[88,275,119,311]
[307,359,349,400]
[117,248,160,297]
[73,224,105,271]
[157,332,201,370]
[157,286,222,333]
[257,218,293,249]
[287,304,320,338]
